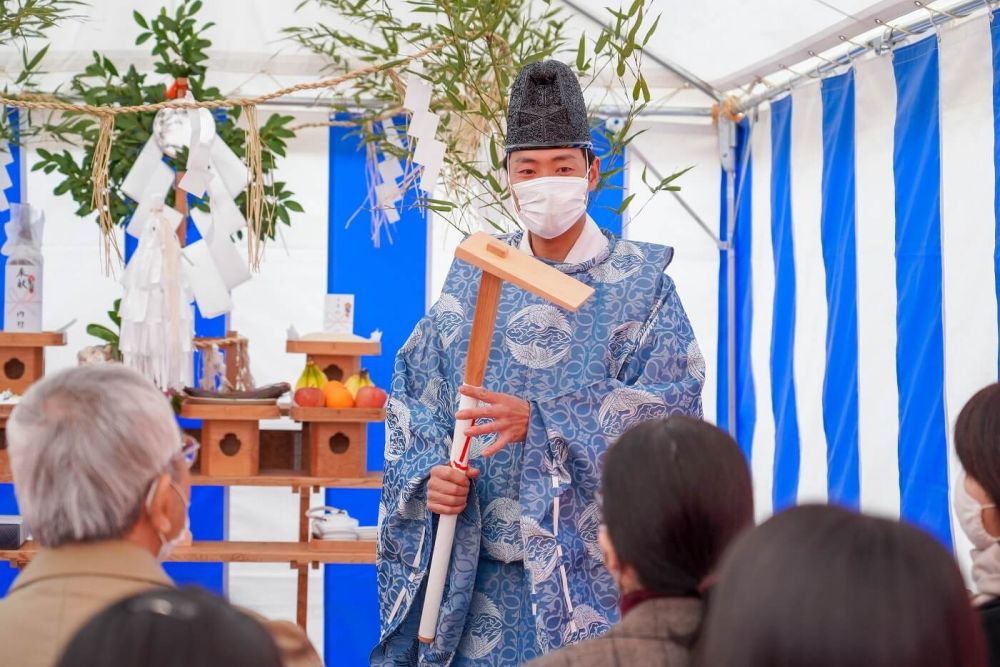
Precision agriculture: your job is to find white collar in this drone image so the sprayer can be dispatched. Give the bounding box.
[518,215,608,264]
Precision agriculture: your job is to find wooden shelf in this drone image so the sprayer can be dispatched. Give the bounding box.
[0,332,66,347]
[290,406,385,423]
[189,470,384,488]
[286,335,381,357]
[179,403,282,421]
[0,540,376,567]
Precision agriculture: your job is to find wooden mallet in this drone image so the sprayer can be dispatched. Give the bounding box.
[417,232,595,644]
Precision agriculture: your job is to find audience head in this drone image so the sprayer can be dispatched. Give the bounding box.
[600,416,754,597]
[54,587,283,667]
[954,382,1000,547]
[7,365,192,556]
[697,504,986,667]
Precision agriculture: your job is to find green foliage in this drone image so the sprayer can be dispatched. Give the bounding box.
[85,297,122,360]
[33,0,300,239]
[286,0,679,233]
[0,0,85,143]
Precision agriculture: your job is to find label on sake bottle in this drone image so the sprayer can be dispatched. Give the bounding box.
[5,260,42,331]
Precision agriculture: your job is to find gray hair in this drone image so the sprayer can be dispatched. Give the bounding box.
[8,364,181,547]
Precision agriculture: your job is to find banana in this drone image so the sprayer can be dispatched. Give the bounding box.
[344,369,374,398]
[295,361,325,390]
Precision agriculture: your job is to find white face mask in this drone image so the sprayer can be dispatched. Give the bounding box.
[146,478,191,561]
[511,176,589,240]
[954,472,999,551]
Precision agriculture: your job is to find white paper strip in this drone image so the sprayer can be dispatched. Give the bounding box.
[207,231,251,290]
[210,140,248,198]
[121,136,167,202]
[207,176,248,236]
[181,240,232,318]
[378,158,404,183]
[126,160,175,239]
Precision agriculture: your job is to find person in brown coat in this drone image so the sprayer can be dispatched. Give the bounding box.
[525,416,754,667]
[0,365,320,667]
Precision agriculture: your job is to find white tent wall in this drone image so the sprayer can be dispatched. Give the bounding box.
[627,120,722,424]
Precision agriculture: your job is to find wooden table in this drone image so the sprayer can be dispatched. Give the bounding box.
[0,540,376,568]
[0,538,377,629]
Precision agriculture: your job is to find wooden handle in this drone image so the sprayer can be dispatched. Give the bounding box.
[418,270,505,644]
[464,271,503,386]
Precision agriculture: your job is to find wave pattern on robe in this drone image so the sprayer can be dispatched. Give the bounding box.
[373,231,704,666]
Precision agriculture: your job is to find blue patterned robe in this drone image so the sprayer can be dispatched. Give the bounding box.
[373,230,704,666]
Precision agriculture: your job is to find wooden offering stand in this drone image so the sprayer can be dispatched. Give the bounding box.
[286,334,383,477]
[0,331,66,394]
[0,403,14,478]
[0,332,64,477]
[179,402,281,477]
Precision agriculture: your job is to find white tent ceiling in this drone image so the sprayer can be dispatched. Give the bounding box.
[0,0,984,114]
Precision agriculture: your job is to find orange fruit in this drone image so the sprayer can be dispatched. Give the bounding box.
[322,380,355,408]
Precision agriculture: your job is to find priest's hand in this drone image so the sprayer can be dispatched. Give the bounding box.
[428,465,480,515]
[456,384,530,457]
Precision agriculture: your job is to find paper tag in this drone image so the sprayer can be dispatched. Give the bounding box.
[324,294,354,334]
[407,109,440,141]
[402,76,432,113]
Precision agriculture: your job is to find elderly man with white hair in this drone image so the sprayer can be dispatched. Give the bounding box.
[0,365,320,667]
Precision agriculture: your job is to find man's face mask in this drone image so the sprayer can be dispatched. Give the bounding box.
[510,175,589,240]
[146,476,191,561]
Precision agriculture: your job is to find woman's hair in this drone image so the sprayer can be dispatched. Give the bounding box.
[955,382,1000,503]
[602,416,754,596]
[696,505,987,667]
[54,587,284,667]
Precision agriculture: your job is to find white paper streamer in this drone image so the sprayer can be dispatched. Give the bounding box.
[120,209,194,390]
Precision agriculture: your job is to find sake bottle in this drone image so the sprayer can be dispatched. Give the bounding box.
[4,210,42,332]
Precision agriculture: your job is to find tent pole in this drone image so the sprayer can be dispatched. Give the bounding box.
[725,166,737,436]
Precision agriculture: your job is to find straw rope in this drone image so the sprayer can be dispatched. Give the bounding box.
[0,37,451,115]
[0,35,457,267]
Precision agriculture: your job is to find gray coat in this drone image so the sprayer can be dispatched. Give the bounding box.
[524,597,702,667]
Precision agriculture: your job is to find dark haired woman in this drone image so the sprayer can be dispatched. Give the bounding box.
[526,415,754,666]
[954,382,1000,666]
[697,505,987,667]
[54,587,285,667]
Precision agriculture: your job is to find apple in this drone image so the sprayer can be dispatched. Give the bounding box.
[294,387,325,408]
[355,386,388,409]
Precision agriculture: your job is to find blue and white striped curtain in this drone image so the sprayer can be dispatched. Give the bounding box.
[725,14,1000,567]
